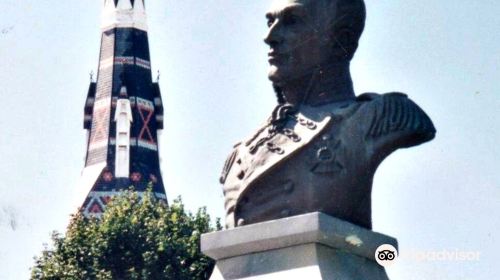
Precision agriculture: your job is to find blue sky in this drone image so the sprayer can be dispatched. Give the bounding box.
[0,0,498,279]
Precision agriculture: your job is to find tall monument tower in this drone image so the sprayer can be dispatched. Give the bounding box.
[78,0,166,216]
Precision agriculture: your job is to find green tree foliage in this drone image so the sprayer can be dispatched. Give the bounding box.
[31,190,220,280]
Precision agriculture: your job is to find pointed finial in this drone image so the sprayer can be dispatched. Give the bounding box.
[89,70,94,82]
[130,0,145,7]
[156,70,160,82]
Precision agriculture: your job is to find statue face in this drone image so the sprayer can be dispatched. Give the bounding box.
[264,0,337,86]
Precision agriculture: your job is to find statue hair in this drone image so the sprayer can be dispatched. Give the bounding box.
[331,0,366,61]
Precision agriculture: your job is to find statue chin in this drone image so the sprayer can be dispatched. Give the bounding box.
[267,64,321,89]
[267,65,294,87]
[267,66,281,83]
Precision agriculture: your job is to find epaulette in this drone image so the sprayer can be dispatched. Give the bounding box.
[356,92,408,102]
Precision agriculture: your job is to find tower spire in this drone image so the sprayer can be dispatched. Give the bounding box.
[78,0,166,217]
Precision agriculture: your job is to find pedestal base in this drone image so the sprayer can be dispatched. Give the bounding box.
[201,212,397,280]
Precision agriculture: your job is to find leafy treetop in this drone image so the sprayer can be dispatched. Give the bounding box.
[31,189,221,280]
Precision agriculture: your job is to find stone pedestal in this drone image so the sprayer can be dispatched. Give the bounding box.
[201,212,397,280]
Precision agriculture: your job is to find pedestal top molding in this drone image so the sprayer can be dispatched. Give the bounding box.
[201,212,398,261]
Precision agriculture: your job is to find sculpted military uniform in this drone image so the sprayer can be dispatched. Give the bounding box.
[220,92,435,229]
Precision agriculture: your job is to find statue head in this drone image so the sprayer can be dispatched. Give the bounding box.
[264,0,366,89]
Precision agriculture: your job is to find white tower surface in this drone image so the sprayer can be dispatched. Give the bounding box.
[101,0,148,32]
[114,86,133,178]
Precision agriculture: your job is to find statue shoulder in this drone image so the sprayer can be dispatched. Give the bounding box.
[219,119,270,184]
[355,92,436,155]
[219,142,241,184]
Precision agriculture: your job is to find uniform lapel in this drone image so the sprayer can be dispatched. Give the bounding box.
[239,110,332,194]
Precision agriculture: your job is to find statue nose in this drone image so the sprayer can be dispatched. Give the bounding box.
[263,22,284,46]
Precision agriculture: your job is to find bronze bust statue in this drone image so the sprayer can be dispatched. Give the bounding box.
[220,0,435,229]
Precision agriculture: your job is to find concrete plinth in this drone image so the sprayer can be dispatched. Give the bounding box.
[201,212,397,280]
